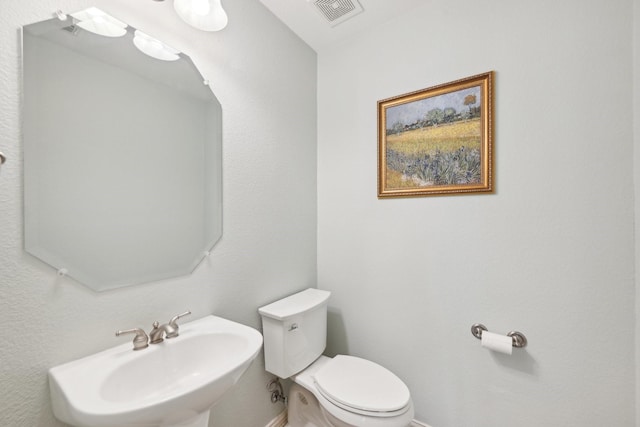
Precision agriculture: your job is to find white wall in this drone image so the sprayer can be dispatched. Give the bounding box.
[2,0,637,425]
[635,0,640,420]
[317,0,636,426]
[0,0,316,426]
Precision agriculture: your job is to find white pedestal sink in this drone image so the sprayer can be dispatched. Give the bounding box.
[49,315,263,427]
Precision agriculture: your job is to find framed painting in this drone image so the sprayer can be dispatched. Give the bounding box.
[378,71,494,198]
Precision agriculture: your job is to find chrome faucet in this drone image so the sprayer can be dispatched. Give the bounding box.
[115,328,149,351]
[149,311,191,344]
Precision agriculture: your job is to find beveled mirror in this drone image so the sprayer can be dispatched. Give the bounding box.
[22,8,222,291]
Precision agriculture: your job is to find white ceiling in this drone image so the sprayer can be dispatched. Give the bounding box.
[258,0,425,51]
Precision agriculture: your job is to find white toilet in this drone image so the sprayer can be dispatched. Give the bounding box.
[258,288,414,427]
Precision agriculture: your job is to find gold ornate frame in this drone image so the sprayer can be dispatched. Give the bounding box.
[378,71,494,198]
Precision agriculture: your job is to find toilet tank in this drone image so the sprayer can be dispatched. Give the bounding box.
[258,288,331,378]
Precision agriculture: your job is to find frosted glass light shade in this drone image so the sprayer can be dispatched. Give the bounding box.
[71,7,127,37]
[133,30,181,61]
[174,0,228,31]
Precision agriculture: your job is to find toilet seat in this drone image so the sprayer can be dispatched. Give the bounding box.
[313,355,411,417]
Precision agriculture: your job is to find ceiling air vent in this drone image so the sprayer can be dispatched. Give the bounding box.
[312,0,364,27]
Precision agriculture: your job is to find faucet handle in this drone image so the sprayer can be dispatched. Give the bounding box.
[115,328,149,351]
[149,321,165,344]
[166,311,191,338]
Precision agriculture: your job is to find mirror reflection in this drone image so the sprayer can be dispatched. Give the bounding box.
[23,9,222,291]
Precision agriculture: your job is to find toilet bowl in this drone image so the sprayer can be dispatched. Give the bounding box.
[289,355,414,427]
[258,289,414,427]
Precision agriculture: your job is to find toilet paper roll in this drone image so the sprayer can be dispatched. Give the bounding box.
[481,331,513,355]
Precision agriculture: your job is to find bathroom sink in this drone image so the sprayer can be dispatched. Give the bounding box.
[49,315,263,427]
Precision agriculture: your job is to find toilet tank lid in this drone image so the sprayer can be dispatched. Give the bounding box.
[258,288,331,321]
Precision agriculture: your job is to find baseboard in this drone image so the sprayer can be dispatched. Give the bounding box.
[411,420,433,427]
[265,408,288,427]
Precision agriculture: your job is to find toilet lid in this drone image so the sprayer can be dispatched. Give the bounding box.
[313,355,410,413]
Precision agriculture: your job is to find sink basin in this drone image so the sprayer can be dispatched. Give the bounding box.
[49,315,263,427]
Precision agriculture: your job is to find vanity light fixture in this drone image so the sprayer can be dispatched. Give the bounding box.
[70,7,128,37]
[173,0,228,32]
[133,30,181,61]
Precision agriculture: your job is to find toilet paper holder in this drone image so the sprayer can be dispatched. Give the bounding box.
[471,323,527,348]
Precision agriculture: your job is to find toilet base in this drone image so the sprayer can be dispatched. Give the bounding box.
[287,383,334,427]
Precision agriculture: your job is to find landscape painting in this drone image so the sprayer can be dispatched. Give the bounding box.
[378,72,493,197]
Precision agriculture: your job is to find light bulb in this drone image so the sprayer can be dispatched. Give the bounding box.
[192,0,211,16]
[173,0,228,31]
[133,30,181,61]
[70,7,128,38]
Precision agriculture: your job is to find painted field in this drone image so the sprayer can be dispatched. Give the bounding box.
[385,119,482,188]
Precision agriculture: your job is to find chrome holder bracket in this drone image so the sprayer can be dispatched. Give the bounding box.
[471,323,528,348]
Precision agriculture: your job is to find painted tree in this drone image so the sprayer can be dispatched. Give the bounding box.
[425,108,444,126]
[390,121,405,135]
[443,107,456,122]
[464,94,477,112]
